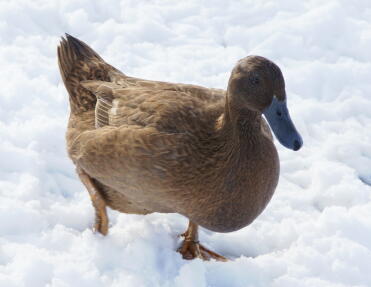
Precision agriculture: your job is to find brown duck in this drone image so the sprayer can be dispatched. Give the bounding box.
[58,34,302,261]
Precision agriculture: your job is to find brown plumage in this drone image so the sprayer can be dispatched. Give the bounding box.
[58,34,301,260]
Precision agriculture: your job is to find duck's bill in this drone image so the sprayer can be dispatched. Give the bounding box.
[263,96,303,151]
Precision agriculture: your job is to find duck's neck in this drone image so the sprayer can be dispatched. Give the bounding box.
[218,93,262,151]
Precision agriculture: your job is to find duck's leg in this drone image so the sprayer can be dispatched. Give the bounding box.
[76,166,109,235]
[178,221,228,261]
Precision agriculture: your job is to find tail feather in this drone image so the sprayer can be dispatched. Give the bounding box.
[57,34,120,113]
[58,34,103,82]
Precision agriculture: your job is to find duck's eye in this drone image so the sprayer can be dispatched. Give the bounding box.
[249,76,260,85]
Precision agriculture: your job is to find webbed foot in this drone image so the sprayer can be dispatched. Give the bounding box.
[178,239,228,261]
[178,221,228,261]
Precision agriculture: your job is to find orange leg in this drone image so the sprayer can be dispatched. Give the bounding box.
[178,221,228,261]
[76,167,109,235]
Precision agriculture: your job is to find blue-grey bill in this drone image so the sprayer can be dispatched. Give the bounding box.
[263,96,303,151]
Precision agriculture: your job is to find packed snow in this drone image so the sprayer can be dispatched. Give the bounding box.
[1,0,371,286]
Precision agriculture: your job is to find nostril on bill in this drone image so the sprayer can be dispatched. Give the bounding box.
[293,140,301,151]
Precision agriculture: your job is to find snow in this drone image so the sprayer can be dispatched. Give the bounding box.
[1,0,371,286]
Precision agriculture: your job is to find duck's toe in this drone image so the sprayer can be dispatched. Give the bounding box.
[198,244,228,262]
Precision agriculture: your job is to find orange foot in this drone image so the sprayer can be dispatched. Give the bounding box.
[177,239,228,261]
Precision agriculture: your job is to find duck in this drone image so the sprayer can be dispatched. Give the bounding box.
[57,34,303,261]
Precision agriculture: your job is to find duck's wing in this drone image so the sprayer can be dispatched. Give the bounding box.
[81,80,225,134]
[72,79,224,189]
[69,122,187,190]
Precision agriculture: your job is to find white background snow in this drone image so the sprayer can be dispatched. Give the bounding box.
[1,0,371,286]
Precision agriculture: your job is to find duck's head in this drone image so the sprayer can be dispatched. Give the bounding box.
[227,56,303,151]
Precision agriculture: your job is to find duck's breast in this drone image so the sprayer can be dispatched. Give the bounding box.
[188,137,280,233]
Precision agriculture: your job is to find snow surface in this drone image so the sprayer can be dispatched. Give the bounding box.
[1,0,371,286]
